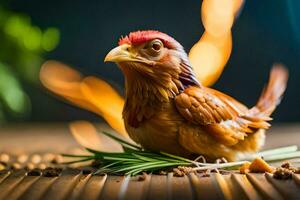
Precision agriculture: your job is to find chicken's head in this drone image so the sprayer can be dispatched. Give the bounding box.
[105,30,200,98]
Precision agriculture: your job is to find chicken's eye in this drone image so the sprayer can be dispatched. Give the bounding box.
[150,39,163,52]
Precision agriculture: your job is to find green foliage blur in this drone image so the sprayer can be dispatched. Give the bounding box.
[0,5,60,123]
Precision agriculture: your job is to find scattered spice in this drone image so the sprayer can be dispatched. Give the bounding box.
[137,172,147,181]
[273,168,293,180]
[43,167,62,177]
[173,168,184,177]
[273,162,299,179]
[158,170,167,175]
[27,169,42,176]
[281,162,298,173]
[281,162,290,169]
[81,168,92,175]
[173,166,194,177]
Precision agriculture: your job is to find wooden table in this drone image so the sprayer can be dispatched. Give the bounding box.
[0,123,300,200]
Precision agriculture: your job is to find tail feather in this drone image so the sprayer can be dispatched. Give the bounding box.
[251,64,289,118]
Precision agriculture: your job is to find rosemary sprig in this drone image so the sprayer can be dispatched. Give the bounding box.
[62,131,300,176]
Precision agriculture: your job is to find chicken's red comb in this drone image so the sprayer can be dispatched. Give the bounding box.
[118,30,180,49]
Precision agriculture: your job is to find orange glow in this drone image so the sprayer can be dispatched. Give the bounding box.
[189,0,244,86]
[81,77,125,137]
[201,0,234,37]
[70,121,105,151]
[40,61,128,138]
[69,121,123,152]
[233,0,244,15]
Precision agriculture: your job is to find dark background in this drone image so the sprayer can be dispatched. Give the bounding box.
[6,0,300,122]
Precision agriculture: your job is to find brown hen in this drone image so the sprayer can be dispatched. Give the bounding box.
[104,30,288,161]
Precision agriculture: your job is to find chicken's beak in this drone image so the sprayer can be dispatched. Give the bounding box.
[104,44,134,63]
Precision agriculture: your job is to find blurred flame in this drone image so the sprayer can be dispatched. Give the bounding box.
[70,121,104,150]
[40,61,127,138]
[69,121,123,152]
[189,0,244,86]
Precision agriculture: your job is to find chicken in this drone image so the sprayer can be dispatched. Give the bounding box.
[104,30,288,161]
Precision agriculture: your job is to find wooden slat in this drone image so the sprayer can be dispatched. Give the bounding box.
[41,169,81,200]
[212,173,233,200]
[292,174,300,187]
[98,175,125,200]
[189,173,224,200]
[4,175,40,200]
[78,174,107,200]
[0,170,26,200]
[118,175,131,200]
[219,173,248,200]
[246,173,284,200]
[231,174,262,200]
[68,174,92,200]
[19,176,58,200]
[1,170,300,200]
[170,174,194,200]
[147,174,168,200]
[0,170,10,184]
[122,174,151,200]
